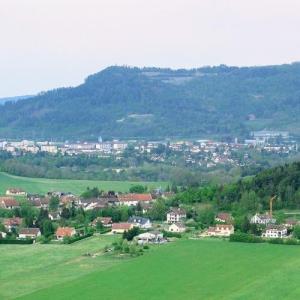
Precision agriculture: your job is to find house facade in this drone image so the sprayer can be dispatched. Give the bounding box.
[136,232,164,244]
[167,208,186,223]
[6,188,27,196]
[250,213,276,225]
[56,227,76,240]
[111,223,133,234]
[262,225,287,238]
[205,224,234,237]
[0,197,20,210]
[215,212,233,223]
[168,222,186,233]
[128,216,152,229]
[18,228,41,239]
[117,193,153,206]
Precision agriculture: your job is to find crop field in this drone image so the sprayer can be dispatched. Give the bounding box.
[4,239,300,300]
[0,172,167,195]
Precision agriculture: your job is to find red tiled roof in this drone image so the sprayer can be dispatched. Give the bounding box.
[56,227,75,237]
[3,217,23,226]
[216,213,232,221]
[0,197,19,207]
[112,223,132,230]
[118,194,152,202]
[19,228,40,235]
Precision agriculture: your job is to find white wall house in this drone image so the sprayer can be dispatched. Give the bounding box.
[167,208,186,223]
[168,222,186,233]
[205,224,234,237]
[250,213,276,225]
[262,225,287,238]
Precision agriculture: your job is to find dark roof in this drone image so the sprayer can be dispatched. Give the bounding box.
[128,216,150,225]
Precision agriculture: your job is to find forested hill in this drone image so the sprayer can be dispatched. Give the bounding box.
[176,161,300,211]
[1,63,300,140]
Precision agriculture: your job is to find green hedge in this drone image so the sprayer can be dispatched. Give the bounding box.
[63,233,93,244]
[229,232,264,243]
[0,239,34,244]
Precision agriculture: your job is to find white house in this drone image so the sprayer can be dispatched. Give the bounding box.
[0,231,7,238]
[136,231,164,244]
[6,188,27,196]
[111,223,133,234]
[167,208,186,223]
[117,194,153,207]
[18,228,41,239]
[262,225,287,238]
[205,224,234,237]
[128,216,152,229]
[168,222,186,233]
[250,213,276,225]
[215,212,233,223]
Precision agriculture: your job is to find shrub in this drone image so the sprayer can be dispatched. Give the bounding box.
[229,232,264,243]
[162,230,182,238]
[63,233,93,244]
[0,239,34,244]
[284,238,299,245]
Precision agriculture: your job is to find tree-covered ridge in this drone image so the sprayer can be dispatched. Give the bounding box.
[175,161,300,211]
[1,63,300,140]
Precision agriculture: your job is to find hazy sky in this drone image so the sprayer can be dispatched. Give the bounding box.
[1,0,300,97]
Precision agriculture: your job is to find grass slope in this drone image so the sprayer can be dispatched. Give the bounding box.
[0,172,166,195]
[0,236,119,300]
[17,239,300,300]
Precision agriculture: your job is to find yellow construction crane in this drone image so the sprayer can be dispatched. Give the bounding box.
[269,195,277,217]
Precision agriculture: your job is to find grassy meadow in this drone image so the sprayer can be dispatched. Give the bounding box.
[3,239,300,300]
[0,172,167,195]
[0,235,119,299]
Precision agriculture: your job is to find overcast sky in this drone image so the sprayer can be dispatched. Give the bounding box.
[1,0,300,97]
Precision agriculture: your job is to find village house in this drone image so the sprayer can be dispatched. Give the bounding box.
[3,217,23,231]
[92,217,112,228]
[0,231,7,238]
[215,212,233,223]
[283,219,298,228]
[128,216,152,229]
[262,225,287,238]
[56,227,76,240]
[40,198,50,209]
[250,213,276,225]
[117,193,153,207]
[167,208,186,223]
[18,228,41,239]
[29,199,42,209]
[205,224,234,237]
[48,212,61,221]
[79,198,109,211]
[6,188,27,196]
[0,197,20,210]
[60,194,79,206]
[168,222,186,233]
[136,231,164,244]
[111,223,133,234]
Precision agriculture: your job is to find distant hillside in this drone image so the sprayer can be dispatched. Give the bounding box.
[0,95,33,105]
[0,63,300,140]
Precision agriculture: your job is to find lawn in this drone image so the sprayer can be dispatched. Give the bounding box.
[0,235,120,300]
[11,239,300,300]
[0,172,167,195]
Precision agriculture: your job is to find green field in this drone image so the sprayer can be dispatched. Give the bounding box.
[2,239,300,299]
[0,235,120,300]
[0,172,166,195]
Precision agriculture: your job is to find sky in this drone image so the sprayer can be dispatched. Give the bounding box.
[1,0,300,97]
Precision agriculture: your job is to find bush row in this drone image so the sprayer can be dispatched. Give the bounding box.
[230,232,300,246]
[0,239,34,244]
[63,233,93,244]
